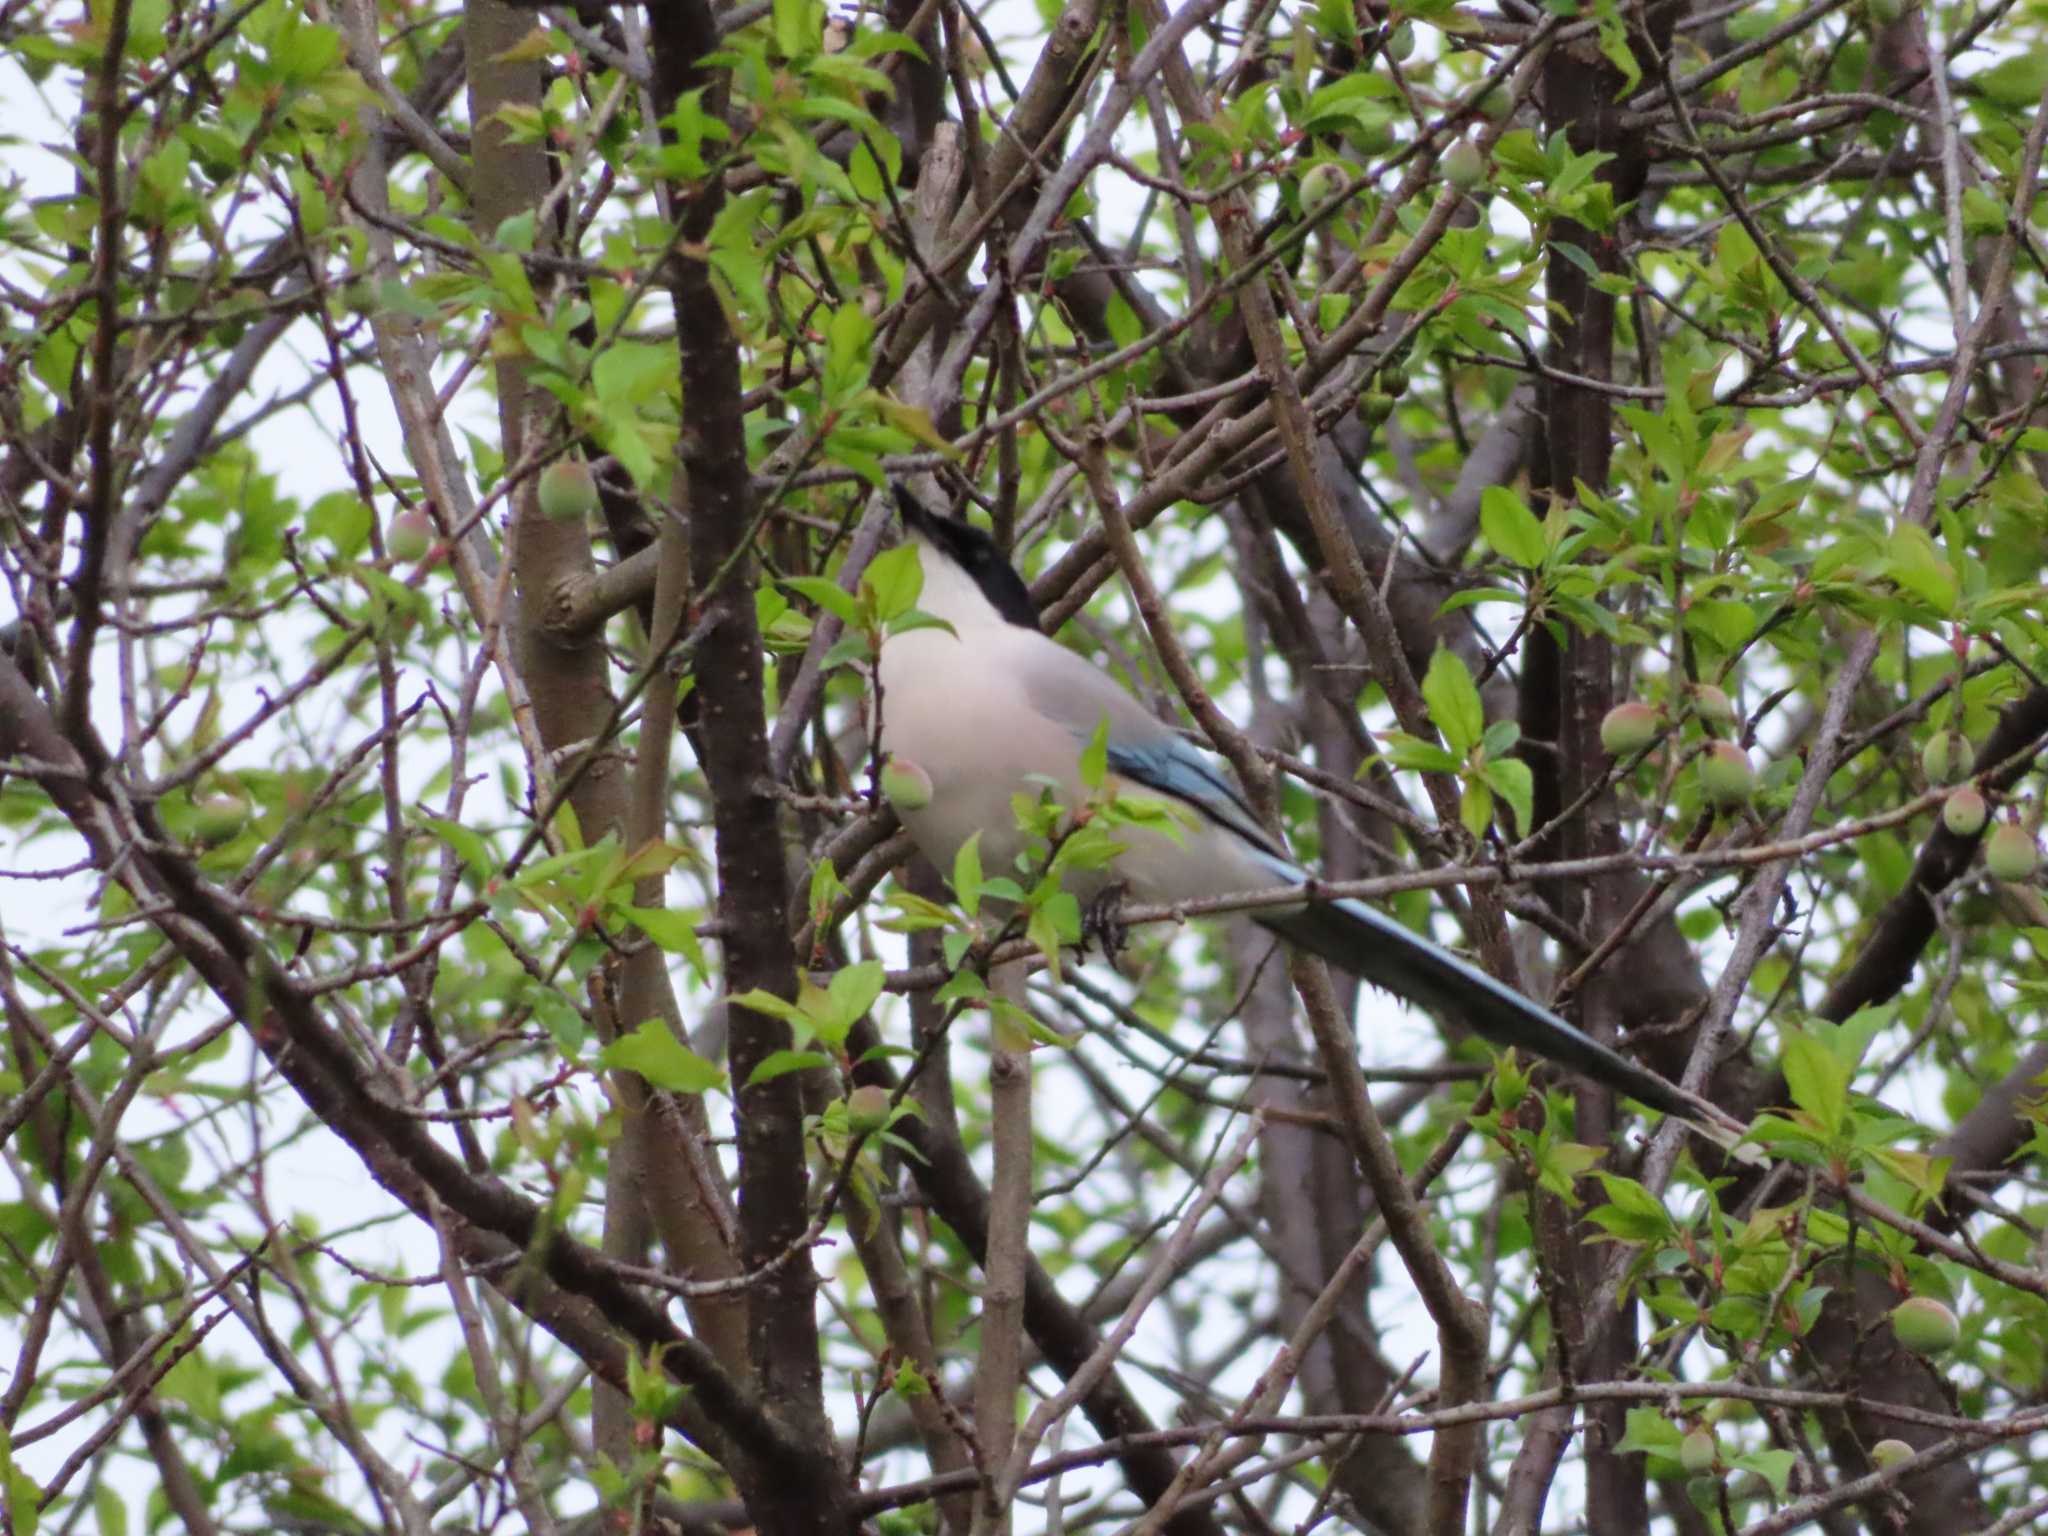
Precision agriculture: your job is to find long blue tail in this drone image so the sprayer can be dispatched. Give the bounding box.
[1252,869,1716,1130]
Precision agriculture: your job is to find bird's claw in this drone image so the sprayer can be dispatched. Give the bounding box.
[1082,882,1130,962]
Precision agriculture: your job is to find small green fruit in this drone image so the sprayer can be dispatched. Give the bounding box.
[1601,700,1660,756]
[1386,21,1415,60]
[538,457,600,524]
[1889,1296,1960,1355]
[1348,110,1395,155]
[1678,1428,1720,1475]
[1476,85,1513,121]
[1379,360,1410,397]
[1690,683,1737,730]
[1699,741,1755,807]
[1986,824,2039,881]
[1870,1438,1913,1470]
[1298,162,1344,208]
[1443,138,1485,190]
[1942,787,1987,837]
[387,510,432,563]
[881,756,934,812]
[192,794,250,846]
[1357,389,1397,425]
[844,1085,893,1134]
[1921,730,1970,785]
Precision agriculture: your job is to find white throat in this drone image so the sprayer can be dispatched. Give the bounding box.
[909,536,1008,631]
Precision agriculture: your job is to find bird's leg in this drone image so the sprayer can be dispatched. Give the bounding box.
[1081,880,1131,963]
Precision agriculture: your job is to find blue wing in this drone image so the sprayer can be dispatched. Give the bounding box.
[1103,735,1288,862]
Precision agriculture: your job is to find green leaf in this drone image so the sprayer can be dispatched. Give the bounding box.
[824,303,875,403]
[934,967,984,1006]
[747,1048,832,1086]
[594,348,679,409]
[1551,143,1619,202]
[275,17,343,79]
[1715,221,1762,283]
[880,890,956,933]
[867,394,960,459]
[1026,906,1065,981]
[1780,1028,1850,1138]
[1311,0,1355,45]
[773,0,813,59]
[657,89,732,177]
[1591,0,1642,94]
[727,987,808,1025]
[624,1343,691,1423]
[419,814,495,881]
[1098,791,1189,843]
[1481,757,1534,837]
[1614,1406,1684,1458]
[94,1481,128,1536]
[1835,1004,1892,1072]
[952,832,984,918]
[1460,779,1493,840]
[1733,1448,1796,1497]
[809,856,850,916]
[160,1348,223,1418]
[600,1021,727,1094]
[783,574,862,624]
[1026,891,1081,979]
[1381,732,1462,774]
[1491,129,1547,179]
[827,960,885,1027]
[1588,1173,1674,1243]
[1436,588,1526,615]
[1686,598,1757,654]
[794,94,889,143]
[2,1431,40,1536]
[612,841,683,890]
[1549,239,1602,279]
[1079,717,1110,789]
[1962,184,2009,237]
[1972,53,2048,109]
[1529,1133,1603,1200]
[822,632,872,668]
[1421,648,1485,755]
[306,492,373,557]
[592,415,659,491]
[1886,523,1958,613]
[1480,485,1548,568]
[619,906,707,978]
[863,543,924,622]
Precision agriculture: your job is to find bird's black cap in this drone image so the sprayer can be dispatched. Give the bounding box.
[893,487,1042,632]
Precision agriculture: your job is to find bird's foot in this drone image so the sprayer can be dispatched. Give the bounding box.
[1081,882,1131,963]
